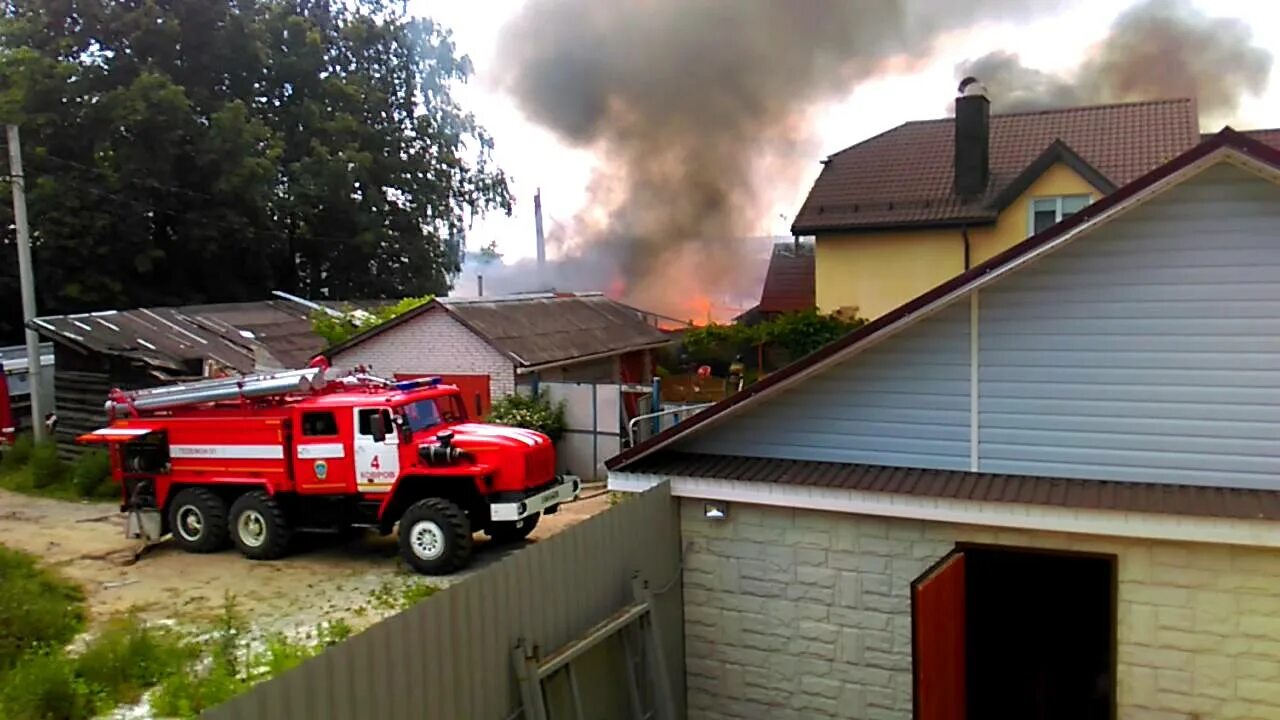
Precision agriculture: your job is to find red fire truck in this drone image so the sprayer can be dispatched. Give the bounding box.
[0,361,14,446]
[79,366,580,575]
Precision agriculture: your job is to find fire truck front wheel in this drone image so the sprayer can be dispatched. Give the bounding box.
[229,491,293,560]
[168,488,230,553]
[398,498,473,575]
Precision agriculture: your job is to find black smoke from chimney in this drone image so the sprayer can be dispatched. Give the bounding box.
[494,1,1059,316]
[958,0,1272,125]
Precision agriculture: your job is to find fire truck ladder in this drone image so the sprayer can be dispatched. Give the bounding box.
[511,574,677,720]
[106,367,327,414]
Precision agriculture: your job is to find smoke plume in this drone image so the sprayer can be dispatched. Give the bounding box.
[492,1,1055,318]
[959,0,1272,122]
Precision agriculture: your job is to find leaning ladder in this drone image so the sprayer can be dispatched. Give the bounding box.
[511,574,678,720]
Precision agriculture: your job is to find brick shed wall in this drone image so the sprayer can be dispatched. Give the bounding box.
[680,499,1280,720]
[330,308,516,399]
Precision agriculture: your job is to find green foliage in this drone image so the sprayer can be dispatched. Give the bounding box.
[28,440,66,489]
[0,545,86,672]
[488,390,567,443]
[681,310,866,370]
[0,649,98,720]
[0,1,513,342]
[70,449,114,498]
[153,593,354,718]
[371,578,438,612]
[312,295,432,347]
[0,434,33,471]
[74,615,193,707]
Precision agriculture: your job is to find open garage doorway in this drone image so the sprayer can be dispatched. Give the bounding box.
[912,544,1116,720]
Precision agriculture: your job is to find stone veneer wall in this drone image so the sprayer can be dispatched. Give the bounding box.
[680,498,1280,720]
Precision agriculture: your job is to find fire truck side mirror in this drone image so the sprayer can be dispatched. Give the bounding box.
[370,413,388,443]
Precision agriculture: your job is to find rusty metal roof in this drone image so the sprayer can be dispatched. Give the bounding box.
[30,299,371,379]
[626,452,1280,521]
[793,98,1200,233]
[440,294,673,368]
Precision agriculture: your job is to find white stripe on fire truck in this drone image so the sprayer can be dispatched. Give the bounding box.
[296,443,346,460]
[170,445,285,460]
[92,427,154,436]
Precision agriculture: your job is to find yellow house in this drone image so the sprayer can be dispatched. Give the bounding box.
[793,88,1207,320]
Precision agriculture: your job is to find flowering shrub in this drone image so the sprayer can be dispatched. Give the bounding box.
[487,390,567,443]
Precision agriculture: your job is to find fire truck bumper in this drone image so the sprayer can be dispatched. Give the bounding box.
[490,475,581,522]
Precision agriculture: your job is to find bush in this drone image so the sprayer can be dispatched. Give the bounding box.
[29,440,68,489]
[0,546,86,672]
[75,615,192,706]
[487,390,567,442]
[312,295,432,347]
[1,433,34,472]
[71,450,113,498]
[0,650,97,720]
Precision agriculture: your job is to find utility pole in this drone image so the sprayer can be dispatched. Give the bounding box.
[7,124,47,441]
[534,188,545,270]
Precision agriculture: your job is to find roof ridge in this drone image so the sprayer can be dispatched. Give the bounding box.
[990,97,1193,119]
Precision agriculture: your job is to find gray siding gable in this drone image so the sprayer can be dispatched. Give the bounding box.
[680,162,1280,490]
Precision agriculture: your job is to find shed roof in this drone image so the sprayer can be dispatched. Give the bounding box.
[793,98,1200,233]
[326,293,674,369]
[30,299,373,379]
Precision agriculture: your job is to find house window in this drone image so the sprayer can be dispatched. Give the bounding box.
[1029,195,1092,235]
[301,412,338,437]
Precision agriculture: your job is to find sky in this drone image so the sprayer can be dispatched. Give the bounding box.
[412,0,1280,268]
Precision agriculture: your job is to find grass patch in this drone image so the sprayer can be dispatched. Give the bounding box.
[0,437,115,501]
[0,545,196,719]
[371,577,439,612]
[0,545,86,672]
[152,594,354,718]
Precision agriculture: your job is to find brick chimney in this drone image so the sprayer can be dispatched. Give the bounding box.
[954,76,990,198]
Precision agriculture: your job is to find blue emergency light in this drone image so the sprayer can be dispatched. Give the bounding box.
[393,376,443,392]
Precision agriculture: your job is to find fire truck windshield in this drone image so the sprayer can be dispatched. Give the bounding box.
[402,396,464,433]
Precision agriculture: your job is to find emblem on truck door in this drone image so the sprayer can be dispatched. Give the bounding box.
[314,460,328,480]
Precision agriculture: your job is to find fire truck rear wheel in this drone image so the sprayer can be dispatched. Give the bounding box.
[398,497,473,575]
[486,512,540,544]
[168,488,230,553]
[229,490,293,560]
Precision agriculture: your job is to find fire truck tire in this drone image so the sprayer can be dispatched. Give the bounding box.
[229,491,293,560]
[486,512,540,544]
[398,498,473,575]
[168,488,230,553]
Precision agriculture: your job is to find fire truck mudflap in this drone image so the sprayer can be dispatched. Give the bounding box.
[490,475,581,522]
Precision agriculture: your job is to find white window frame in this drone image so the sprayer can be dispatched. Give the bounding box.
[1028,194,1093,236]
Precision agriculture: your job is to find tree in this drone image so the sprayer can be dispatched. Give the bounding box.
[0,0,512,342]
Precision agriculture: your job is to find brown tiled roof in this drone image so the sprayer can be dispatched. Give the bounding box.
[627,452,1280,521]
[1240,129,1280,148]
[756,242,815,314]
[793,99,1199,233]
[609,129,1280,473]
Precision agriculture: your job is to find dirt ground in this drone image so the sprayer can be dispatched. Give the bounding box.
[0,487,612,634]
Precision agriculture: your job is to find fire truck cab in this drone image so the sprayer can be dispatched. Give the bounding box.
[79,367,580,575]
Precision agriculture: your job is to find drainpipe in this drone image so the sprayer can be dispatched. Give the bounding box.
[961,225,972,270]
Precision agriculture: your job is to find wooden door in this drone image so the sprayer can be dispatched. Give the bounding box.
[913,550,967,720]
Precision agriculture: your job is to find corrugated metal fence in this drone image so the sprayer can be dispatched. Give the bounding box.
[205,484,684,720]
